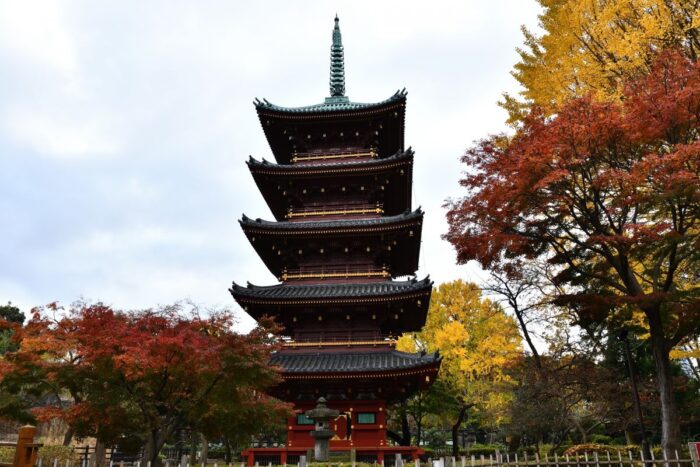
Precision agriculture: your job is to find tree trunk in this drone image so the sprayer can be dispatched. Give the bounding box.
[451,406,470,458]
[190,431,198,463]
[648,311,681,455]
[200,434,208,465]
[416,419,422,448]
[142,428,171,467]
[90,439,107,467]
[572,418,587,443]
[223,437,232,463]
[401,411,411,445]
[62,425,74,446]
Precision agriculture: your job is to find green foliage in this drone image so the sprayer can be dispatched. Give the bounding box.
[37,446,81,463]
[0,447,13,463]
[563,444,641,456]
[466,444,506,456]
[0,445,80,464]
[589,434,613,445]
[0,303,25,324]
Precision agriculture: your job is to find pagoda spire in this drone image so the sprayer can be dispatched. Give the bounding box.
[329,15,345,97]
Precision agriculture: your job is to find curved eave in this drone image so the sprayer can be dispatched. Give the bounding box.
[247,150,414,220]
[239,209,423,236]
[247,148,413,176]
[254,90,406,118]
[278,362,440,380]
[230,277,432,306]
[255,91,407,164]
[231,278,432,334]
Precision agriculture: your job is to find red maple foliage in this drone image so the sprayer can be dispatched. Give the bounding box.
[0,302,290,465]
[445,49,700,452]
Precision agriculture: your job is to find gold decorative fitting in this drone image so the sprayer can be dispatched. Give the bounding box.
[291,149,377,163]
[283,339,396,348]
[282,269,389,280]
[286,206,384,219]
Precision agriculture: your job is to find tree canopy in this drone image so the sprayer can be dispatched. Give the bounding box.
[398,281,522,456]
[0,301,289,465]
[502,0,700,123]
[446,49,700,453]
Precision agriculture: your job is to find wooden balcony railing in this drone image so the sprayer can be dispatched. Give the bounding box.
[283,338,396,348]
[286,203,383,219]
[292,148,377,163]
[280,265,389,281]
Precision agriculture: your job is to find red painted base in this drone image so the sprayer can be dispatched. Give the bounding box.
[242,446,424,466]
[243,399,422,465]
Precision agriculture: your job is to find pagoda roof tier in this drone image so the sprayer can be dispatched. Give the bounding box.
[271,349,440,374]
[254,90,406,164]
[239,210,423,278]
[240,208,421,234]
[247,149,413,220]
[231,276,431,303]
[269,349,441,402]
[230,277,432,333]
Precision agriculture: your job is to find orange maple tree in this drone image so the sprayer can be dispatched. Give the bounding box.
[0,302,289,465]
[445,49,700,453]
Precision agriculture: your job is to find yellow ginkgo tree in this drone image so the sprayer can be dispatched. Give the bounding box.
[398,280,522,456]
[502,0,700,123]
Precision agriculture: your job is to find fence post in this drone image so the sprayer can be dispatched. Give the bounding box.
[12,426,40,467]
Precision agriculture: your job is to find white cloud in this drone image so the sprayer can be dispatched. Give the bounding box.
[0,0,543,321]
[0,0,78,79]
[4,111,121,159]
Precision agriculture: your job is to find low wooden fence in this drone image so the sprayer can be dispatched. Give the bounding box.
[211,450,700,467]
[421,450,700,467]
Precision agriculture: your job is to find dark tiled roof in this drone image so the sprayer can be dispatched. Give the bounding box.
[240,209,422,233]
[247,148,413,174]
[271,349,440,373]
[230,277,432,302]
[254,90,406,115]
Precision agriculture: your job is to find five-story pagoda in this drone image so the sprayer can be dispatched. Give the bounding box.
[232,16,440,465]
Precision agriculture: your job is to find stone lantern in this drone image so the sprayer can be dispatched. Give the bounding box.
[305,397,339,461]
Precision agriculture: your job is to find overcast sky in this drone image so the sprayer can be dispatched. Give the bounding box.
[0,1,542,330]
